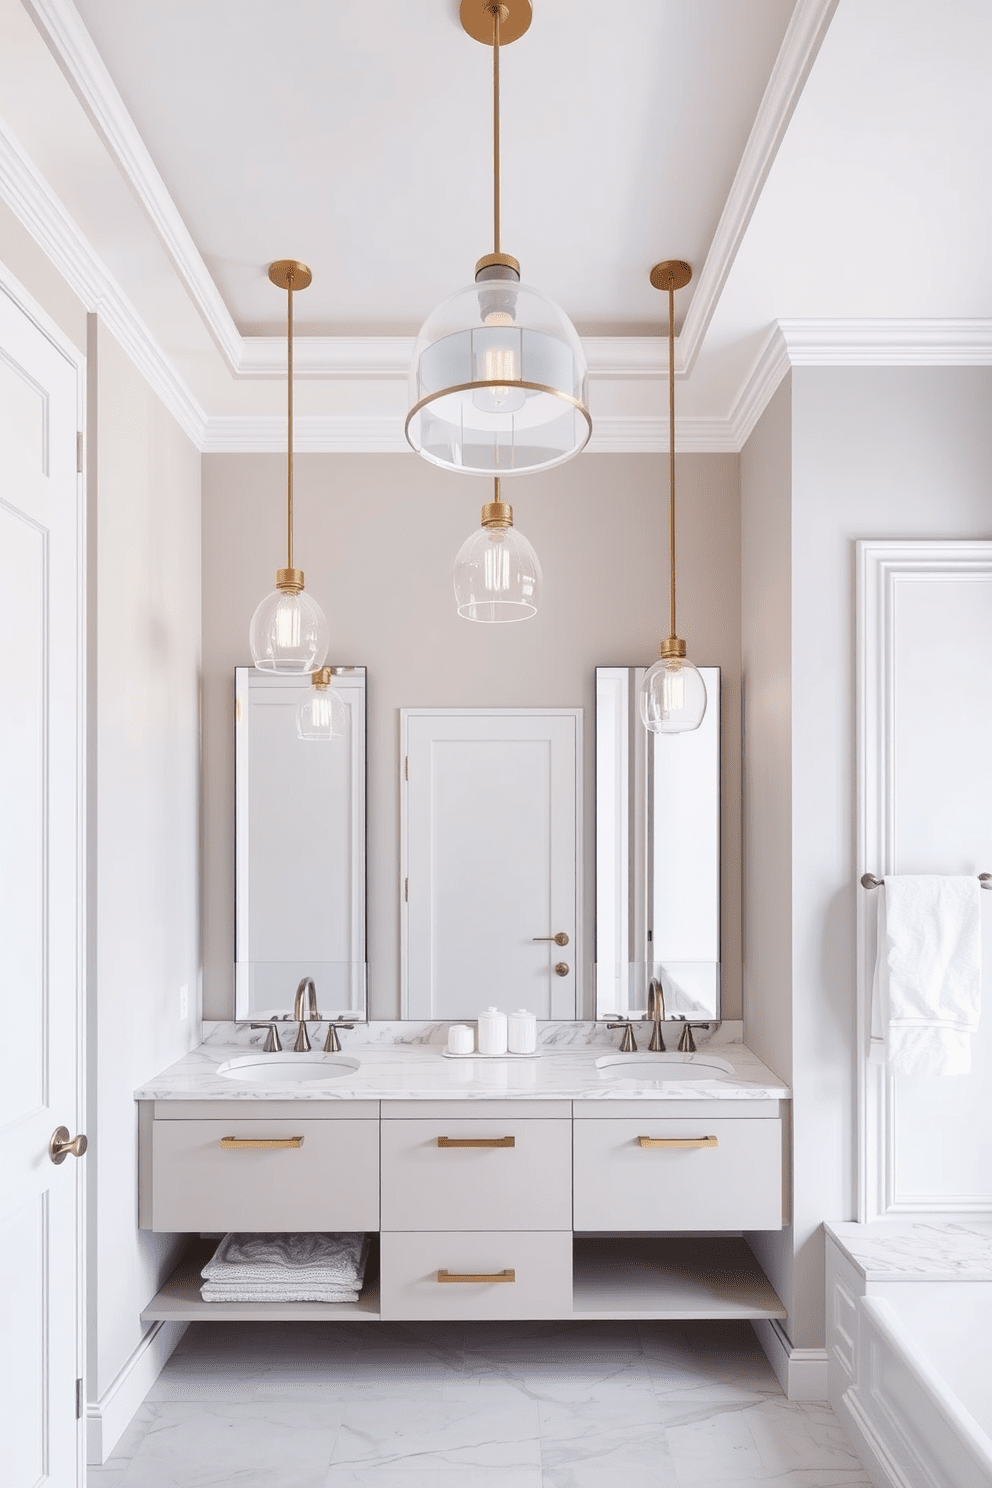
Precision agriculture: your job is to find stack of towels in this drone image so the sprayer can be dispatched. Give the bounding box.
[200,1232,369,1303]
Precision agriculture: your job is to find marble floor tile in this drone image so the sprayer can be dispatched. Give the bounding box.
[538,1399,680,1488]
[323,1469,544,1488]
[115,1400,344,1488]
[328,1397,542,1476]
[663,1398,872,1486]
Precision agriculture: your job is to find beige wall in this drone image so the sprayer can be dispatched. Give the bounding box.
[202,450,742,1022]
[740,374,794,1327]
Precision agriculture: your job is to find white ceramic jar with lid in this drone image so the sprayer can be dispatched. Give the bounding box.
[447,1023,474,1055]
[476,1007,508,1056]
[507,1009,537,1054]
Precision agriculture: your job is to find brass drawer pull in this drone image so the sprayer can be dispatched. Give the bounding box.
[637,1135,718,1149]
[437,1268,515,1284]
[437,1135,515,1148]
[220,1136,305,1150]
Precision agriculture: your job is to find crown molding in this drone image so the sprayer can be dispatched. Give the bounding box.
[779,319,992,364]
[200,413,738,455]
[23,0,244,373]
[678,0,840,374]
[234,334,677,380]
[0,110,207,447]
[728,325,791,449]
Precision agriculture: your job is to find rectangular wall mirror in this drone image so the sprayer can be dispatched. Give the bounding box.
[234,666,367,1021]
[595,665,720,1022]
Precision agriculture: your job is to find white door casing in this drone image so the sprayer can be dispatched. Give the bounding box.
[858,541,992,1220]
[401,709,581,1021]
[0,267,85,1486]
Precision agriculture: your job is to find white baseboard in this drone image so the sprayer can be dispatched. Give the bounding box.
[86,1319,187,1464]
[752,1318,830,1400]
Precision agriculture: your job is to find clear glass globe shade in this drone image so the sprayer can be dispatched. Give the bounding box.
[296,685,348,741]
[249,588,329,674]
[640,656,707,734]
[407,278,591,476]
[453,524,541,623]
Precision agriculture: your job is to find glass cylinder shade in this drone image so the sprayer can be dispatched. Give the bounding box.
[249,587,329,674]
[453,523,541,623]
[407,279,591,475]
[296,684,348,741]
[640,656,707,734]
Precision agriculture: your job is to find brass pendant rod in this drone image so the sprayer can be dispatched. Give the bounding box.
[491,3,502,255]
[287,268,295,573]
[667,274,676,642]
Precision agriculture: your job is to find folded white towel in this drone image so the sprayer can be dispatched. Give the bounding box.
[201,1232,368,1284]
[871,875,982,1076]
[200,1283,360,1303]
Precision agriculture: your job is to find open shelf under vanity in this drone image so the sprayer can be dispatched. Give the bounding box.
[141,1234,784,1325]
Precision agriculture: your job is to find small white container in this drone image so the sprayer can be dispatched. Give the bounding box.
[507,1009,537,1054]
[476,1007,508,1056]
[447,1023,474,1056]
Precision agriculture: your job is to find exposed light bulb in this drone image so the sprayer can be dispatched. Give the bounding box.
[275,596,302,651]
[661,659,685,714]
[640,655,707,734]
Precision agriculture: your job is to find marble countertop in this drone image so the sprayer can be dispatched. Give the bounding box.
[826,1220,992,1280]
[135,1020,790,1103]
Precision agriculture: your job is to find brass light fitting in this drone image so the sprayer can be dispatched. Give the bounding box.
[269,259,310,595]
[654,259,692,659]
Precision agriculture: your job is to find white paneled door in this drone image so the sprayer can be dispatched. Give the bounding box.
[0,274,84,1486]
[402,710,580,1020]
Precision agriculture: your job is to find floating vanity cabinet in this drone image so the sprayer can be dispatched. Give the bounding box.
[573,1102,786,1233]
[139,1101,380,1234]
[379,1102,573,1319]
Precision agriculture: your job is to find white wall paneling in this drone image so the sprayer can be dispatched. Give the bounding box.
[858,540,992,1220]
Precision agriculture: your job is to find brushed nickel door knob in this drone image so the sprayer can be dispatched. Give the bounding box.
[554,962,569,977]
[50,1126,88,1165]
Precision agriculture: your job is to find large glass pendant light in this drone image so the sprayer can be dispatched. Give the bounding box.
[249,260,329,673]
[296,667,347,741]
[406,0,591,476]
[640,260,707,735]
[453,477,541,622]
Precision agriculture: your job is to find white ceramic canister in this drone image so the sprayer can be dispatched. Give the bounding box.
[507,1008,537,1054]
[447,1023,475,1055]
[476,1006,508,1056]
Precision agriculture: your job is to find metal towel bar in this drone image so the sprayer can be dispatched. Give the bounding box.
[861,873,992,890]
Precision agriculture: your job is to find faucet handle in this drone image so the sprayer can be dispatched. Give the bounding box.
[677,1021,697,1054]
[323,1021,355,1053]
[607,1021,638,1053]
[250,1022,283,1053]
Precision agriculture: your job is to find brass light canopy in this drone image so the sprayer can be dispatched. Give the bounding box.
[639,260,707,735]
[249,260,329,673]
[406,1,590,475]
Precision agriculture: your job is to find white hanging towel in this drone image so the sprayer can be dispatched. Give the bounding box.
[871,875,982,1075]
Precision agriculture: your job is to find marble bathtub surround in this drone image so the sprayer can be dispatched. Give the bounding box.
[139,1021,785,1102]
[825,1219,992,1279]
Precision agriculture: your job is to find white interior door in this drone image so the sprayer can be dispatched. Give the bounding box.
[0,272,84,1486]
[402,709,580,1020]
[859,542,992,1219]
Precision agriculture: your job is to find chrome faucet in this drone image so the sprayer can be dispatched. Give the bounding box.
[647,978,666,1053]
[677,1019,697,1054]
[607,1020,638,1053]
[250,1022,283,1052]
[323,1019,355,1053]
[293,977,319,1051]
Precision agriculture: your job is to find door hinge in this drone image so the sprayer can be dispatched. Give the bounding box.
[404,877,408,902]
[404,756,409,781]
[76,431,83,473]
[75,1377,83,1419]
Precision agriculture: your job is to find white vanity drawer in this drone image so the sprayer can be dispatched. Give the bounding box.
[379,1230,572,1320]
[148,1118,379,1232]
[573,1116,784,1232]
[380,1118,572,1231]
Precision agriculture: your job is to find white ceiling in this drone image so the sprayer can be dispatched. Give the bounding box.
[2,0,991,449]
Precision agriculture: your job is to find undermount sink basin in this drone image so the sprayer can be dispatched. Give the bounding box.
[216,1053,360,1084]
[595,1052,735,1081]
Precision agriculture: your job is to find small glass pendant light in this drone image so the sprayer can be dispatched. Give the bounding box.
[406,1,591,476]
[249,260,329,674]
[453,478,541,622]
[296,667,348,741]
[640,260,707,735]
